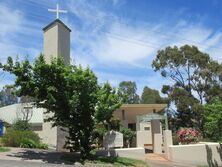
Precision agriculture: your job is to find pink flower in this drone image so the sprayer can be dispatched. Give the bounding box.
[177,128,200,144]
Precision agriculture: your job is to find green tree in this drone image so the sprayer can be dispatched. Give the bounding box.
[141,86,167,104]
[95,82,121,126]
[0,86,18,106]
[152,45,222,130]
[203,97,222,142]
[0,55,98,159]
[118,81,140,104]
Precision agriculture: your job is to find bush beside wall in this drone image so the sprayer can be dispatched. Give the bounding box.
[1,129,48,149]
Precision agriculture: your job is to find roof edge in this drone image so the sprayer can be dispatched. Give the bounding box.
[121,104,167,108]
[43,19,71,32]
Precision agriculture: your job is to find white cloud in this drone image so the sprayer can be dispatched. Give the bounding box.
[64,0,222,95]
[67,0,222,67]
[91,23,161,64]
[0,3,23,38]
[0,2,42,62]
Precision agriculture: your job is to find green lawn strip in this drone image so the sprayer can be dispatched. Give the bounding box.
[0,147,10,152]
[86,156,148,167]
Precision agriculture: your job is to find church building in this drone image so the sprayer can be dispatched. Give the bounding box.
[0,5,167,151]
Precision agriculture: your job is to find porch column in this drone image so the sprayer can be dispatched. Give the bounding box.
[151,119,162,154]
[163,130,173,159]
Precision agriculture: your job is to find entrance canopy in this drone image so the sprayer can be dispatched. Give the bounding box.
[137,113,169,130]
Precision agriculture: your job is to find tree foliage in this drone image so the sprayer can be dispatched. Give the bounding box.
[118,81,140,104]
[141,86,167,104]
[0,86,18,106]
[0,55,98,158]
[95,82,121,126]
[203,97,222,142]
[152,45,222,129]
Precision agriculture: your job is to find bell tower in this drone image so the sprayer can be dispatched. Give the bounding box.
[42,4,71,150]
[43,19,71,65]
[43,3,71,65]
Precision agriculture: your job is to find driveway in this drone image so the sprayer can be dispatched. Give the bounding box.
[145,153,197,167]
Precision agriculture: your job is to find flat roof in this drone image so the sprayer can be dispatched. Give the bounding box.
[120,104,167,109]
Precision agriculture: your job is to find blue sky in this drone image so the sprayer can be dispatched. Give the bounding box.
[1,0,222,96]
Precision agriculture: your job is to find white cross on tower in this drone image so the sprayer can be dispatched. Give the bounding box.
[48,4,67,19]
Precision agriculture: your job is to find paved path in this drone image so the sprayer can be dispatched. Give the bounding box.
[145,153,197,167]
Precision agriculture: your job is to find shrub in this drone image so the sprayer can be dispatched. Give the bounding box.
[20,138,38,148]
[37,143,48,150]
[1,129,40,147]
[20,138,48,149]
[120,127,135,148]
[177,128,200,144]
[12,119,31,131]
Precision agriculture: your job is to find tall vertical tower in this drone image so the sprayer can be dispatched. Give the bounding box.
[43,19,71,65]
[42,16,71,150]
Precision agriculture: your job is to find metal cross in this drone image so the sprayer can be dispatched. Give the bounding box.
[48,4,67,19]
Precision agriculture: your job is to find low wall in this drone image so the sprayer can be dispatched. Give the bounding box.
[136,131,152,147]
[96,147,145,160]
[169,142,222,166]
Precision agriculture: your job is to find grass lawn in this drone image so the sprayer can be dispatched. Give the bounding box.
[0,147,10,152]
[86,156,148,167]
[62,153,148,167]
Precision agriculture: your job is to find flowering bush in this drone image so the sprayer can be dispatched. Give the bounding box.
[177,128,200,144]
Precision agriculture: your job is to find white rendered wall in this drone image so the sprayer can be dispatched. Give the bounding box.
[138,122,151,131]
[42,110,57,148]
[96,147,145,160]
[136,130,152,147]
[43,24,58,64]
[43,22,70,64]
[57,23,70,65]
[0,104,43,124]
[169,142,222,166]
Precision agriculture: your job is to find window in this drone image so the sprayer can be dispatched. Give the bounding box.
[122,110,125,120]
[128,123,136,131]
[144,127,150,131]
